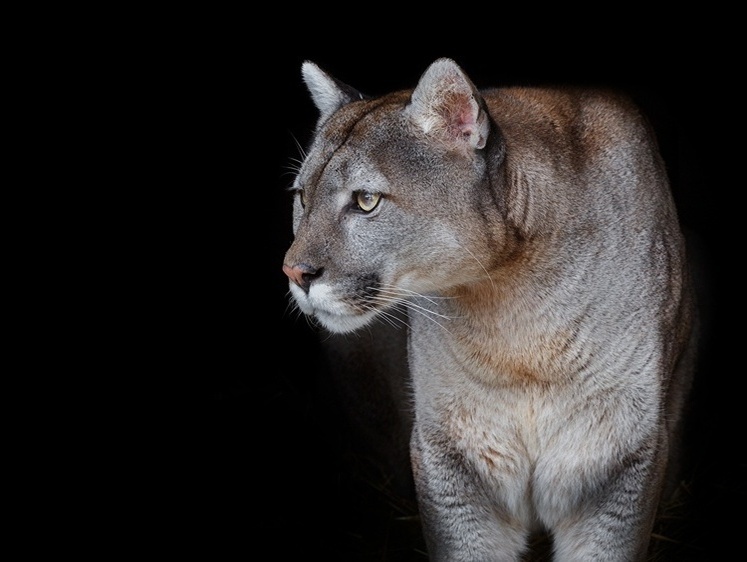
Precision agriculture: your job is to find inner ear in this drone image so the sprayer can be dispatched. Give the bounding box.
[407,58,489,151]
[443,91,488,148]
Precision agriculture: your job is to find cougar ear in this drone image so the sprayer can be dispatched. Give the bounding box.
[407,58,489,151]
[301,61,365,125]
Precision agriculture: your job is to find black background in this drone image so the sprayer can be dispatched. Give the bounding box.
[142,38,737,560]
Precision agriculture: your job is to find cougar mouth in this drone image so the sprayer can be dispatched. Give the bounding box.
[290,272,388,334]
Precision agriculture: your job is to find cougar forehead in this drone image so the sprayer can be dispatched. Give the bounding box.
[313,92,409,152]
[297,97,486,222]
[296,98,414,218]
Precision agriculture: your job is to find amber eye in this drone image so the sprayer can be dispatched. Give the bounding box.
[355,190,381,212]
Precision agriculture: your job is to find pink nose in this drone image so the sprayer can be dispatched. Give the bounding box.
[282,264,303,286]
[282,263,318,292]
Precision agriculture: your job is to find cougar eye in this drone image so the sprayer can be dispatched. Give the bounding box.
[298,189,307,208]
[355,190,381,213]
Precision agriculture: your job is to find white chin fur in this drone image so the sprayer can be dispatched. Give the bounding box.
[315,309,378,334]
[289,282,378,334]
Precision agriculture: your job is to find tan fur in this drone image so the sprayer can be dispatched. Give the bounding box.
[283,59,697,561]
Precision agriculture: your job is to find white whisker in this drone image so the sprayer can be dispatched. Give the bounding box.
[282,134,309,180]
[291,133,307,161]
[376,286,454,309]
[370,295,454,321]
[456,242,495,292]
[376,285,454,299]
[398,301,454,334]
[375,308,408,329]
[373,284,460,318]
[365,286,456,334]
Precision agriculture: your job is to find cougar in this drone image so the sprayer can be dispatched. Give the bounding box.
[282,58,697,561]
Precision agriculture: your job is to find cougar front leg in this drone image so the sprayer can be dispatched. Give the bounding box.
[410,426,530,562]
[550,433,667,562]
